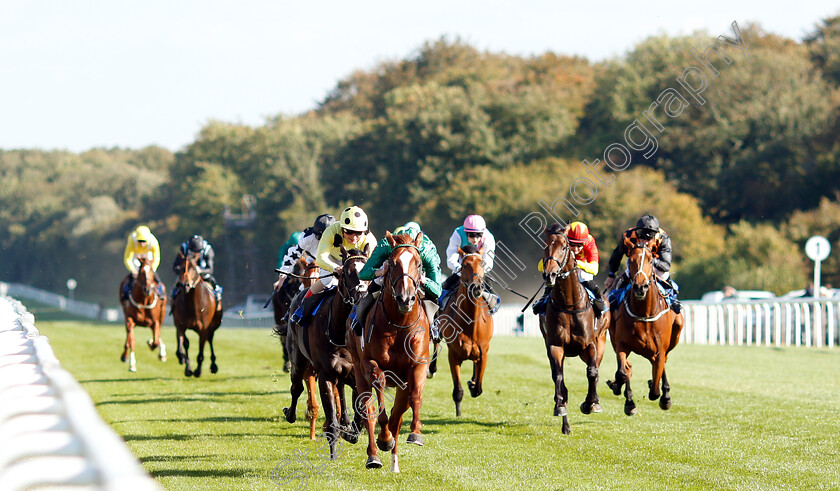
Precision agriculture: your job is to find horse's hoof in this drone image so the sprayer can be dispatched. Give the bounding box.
[193,370,202,378]
[579,402,602,414]
[467,380,482,398]
[606,380,620,395]
[624,404,637,416]
[147,339,156,350]
[342,431,359,445]
[406,433,424,446]
[562,424,571,435]
[554,406,568,417]
[120,354,126,363]
[365,456,382,469]
[210,363,218,374]
[283,407,296,423]
[159,355,167,362]
[129,365,137,373]
[660,397,672,410]
[184,368,193,377]
[376,438,395,452]
[426,368,434,379]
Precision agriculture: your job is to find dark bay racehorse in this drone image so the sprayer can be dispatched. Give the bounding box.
[288,247,369,458]
[172,251,223,377]
[119,257,167,372]
[436,245,493,416]
[347,232,430,472]
[539,228,610,434]
[282,257,327,441]
[607,244,684,415]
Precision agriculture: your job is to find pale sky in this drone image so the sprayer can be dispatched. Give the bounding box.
[1,1,837,153]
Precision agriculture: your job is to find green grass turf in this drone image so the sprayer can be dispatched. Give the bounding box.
[32,318,840,490]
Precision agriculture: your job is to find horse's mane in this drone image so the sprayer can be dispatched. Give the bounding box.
[461,244,479,254]
[391,234,413,246]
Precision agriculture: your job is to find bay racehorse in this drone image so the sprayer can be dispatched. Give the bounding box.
[288,246,369,458]
[347,232,430,472]
[281,256,329,441]
[172,250,223,377]
[539,228,609,434]
[435,245,493,416]
[606,244,683,415]
[119,257,167,372]
[272,256,312,372]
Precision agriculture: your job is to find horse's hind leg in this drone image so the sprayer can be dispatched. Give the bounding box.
[305,370,320,440]
[318,377,342,460]
[181,333,193,377]
[387,387,411,473]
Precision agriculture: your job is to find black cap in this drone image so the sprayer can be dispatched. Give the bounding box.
[188,235,204,252]
[313,214,335,235]
[636,214,659,232]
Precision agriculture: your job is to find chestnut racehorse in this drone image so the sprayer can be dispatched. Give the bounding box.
[279,257,323,440]
[539,228,609,434]
[288,247,369,459]
[119,257,167,372]
[347,232,430,472]
[436,245,493,416]
[172,251,223,378]
[606,244,683,415]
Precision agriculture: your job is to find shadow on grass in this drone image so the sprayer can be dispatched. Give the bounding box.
[97,396,229,405]
[125,433,261,442]
[151,468,250,478]
[145,416,273,423]
[81,378,177,383]
[140,454,217,463]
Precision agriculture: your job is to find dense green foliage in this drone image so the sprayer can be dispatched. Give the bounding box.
[34,319,840,490]
[2,17,840,303]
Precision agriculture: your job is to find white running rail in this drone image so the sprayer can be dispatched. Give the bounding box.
[0,296,159,490]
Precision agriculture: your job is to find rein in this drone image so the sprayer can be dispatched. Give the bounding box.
[325,254,369,347]
[544,237,589,314]
[622,244,669,322]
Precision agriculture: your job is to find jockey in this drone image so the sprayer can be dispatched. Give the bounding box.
[274,214,335,292]
[122,225,162,300]
[351,221,442,336]
[533,222,606,317]
[171,235,223,309]
[604,214,681,314]
[439,214,500,317]
[275,231,302,274]
[290,206,377,327]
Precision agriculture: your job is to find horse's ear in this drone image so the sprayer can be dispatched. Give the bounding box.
[414,231,423,247]
[458,246,465,256]
[340,245,348,260]
[386,231,396,247]
[364,243,371,256]
[479,246,484,256]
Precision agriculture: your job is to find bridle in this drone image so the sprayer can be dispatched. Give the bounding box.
[129,263,160,310]
[623,244,669,322]
[459,253,485,292]
[378,243,424,330]
[630,244,653,288]
[543,234,574,282]
[338,254,369,306]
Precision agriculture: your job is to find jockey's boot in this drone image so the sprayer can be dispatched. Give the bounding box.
[298,289,330,328]
[351,293,376,336]
[581,280,605,318]
[671,299,682,315]
[481,291,501,314]
[430,318,442,343]
[532,286,552,315]
[423,299,439,325]
[171,283,180,301]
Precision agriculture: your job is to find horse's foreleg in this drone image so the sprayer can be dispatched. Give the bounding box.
[648,354,665,402]
[318,377,343,460]
[468,349,488,398]
[193,333,207,378]
[616,351,636,416]
[580,343,602,415]
[208,329,218,374]
[181,333,193,377]
[406,366,426,447]
[387,387,411,473]
[354,381,381,469]
[126,321,137,372]
[448,349,464,417]
[659,369,672,410]
[283,363,305,425]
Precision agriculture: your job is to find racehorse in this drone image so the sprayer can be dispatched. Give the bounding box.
[606,244,684,415]
[119,257,167,372]
[288,246,369,458]
[171,250,223,377]
[272,256,311,372]
[435,245,493,416]
[538,228,610,434]
[281,256,326,441]
[347,232,430,472]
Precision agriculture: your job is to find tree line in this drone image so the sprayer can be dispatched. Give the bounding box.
[1,17,839,303]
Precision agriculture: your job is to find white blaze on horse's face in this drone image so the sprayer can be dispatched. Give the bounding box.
[351,260,368,293]
[397,249,414,287]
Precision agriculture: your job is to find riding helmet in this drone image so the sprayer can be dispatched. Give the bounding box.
[188,235,205,252]
[567,222,590,245]
[636,214,659,232]
[312,214,335,235]
[463,215,487,233]
[340,206,368,232]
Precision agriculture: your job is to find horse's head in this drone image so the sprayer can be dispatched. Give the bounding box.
[385,231,424,314]
[338,243,370,306]
[542,227,573,288]
[178,251,202,292]
[628,244,654,299]
[459,245,485,301]
[136,257,155,295]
